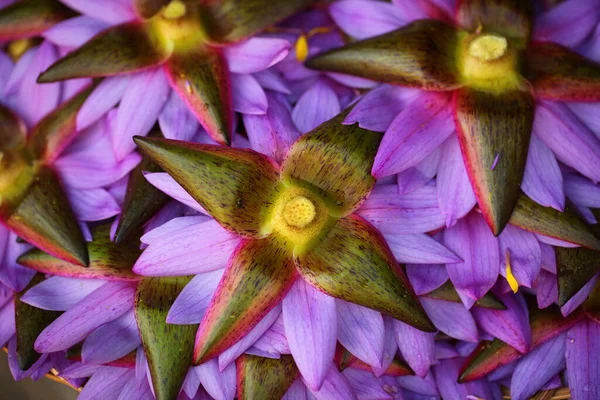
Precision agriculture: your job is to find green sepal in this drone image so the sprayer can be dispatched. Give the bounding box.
[0,0,74,41]
[135,277,197,400]
[0,104,27,153]
[236,354,298,400]
[555,245,600,306]
[15,274,62,370]
[422,281,506,310]
[134,0,169,19]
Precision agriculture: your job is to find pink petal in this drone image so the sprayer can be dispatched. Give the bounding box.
[158,90,199,141]
[330,0,405,39]
[224,38,290,74]
[21,277,105,311]
[144,172,207,213]
[82,310,140,365]
[249,315,290,357]
[282,379,308,400]
[166,269,224,325]
[522,134,565,211]
[292,79,340,134]
[43,16,109,48]
[421,298,479,342]
[336,300,384,369]
[58,0,136,24]
[283,280,337,391]
[77,75,131,131]
[230,73,268,115]
[394,319,435,378]
[66,188,121,221]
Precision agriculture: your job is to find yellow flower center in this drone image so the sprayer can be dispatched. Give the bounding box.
[283,196,316,228]
[162,0,186,19]
[152,0,206,52]
[468,34,508,61]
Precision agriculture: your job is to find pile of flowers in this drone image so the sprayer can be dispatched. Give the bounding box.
[1,0,600,399]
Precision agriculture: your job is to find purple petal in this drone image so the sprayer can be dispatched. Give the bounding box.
[61,363,101,379]
[0,230,34,292]
[43,16,109,48]
[433,358,470,400]
[397,148,440,195]
[565,319,600,400]
[0,300,15,347]
[249,314,290,357]
[435,341,459,360]
[283,279,337,391]
[384,233,461,264]
[218,304,280,371]
[4,48,34,96]
[0,51,13,94]
[66,188,121,221]
[231,73,268,115]
[472,293,531,353]
[397,371,439,396]
[253,70,291,94]
[372,92,453,178]
[182,367,201,399]
[437,135,477,227]
[533,0,600,47]
[394,319,435,378]
[292,79,340,133]
[498,225,542,288]
[118,374,154,400]
[567,102,600,137]
[443,213,500,300]
[194,359,236,400]
[535,270,558,309]
[372,316,398,377]
[343,367,402,399]
[336,300,384,369]
[535,101,600,182]
[140,216,209,244]
[58,0,136,24]
[305,365,357,400]
[77,75,130,131]
[35,281,136,352]
[166,269,224,325]
[82,310,140,365]
[158,90,199,141]
[282,379,308,400]
[540,243,557,273]
[144,172,206,213]
[561,275,598,316]
[58,151,141,190]
[329,0,405,39]
[510,333,566,400]
[224,37,290,74]
[134,219,239,276]
[406,264,449,295]
[113,68,170,160]
[79,366,135,400]
[536,233,580,248]
[421,298,479,342]
[21,277,105,311]
[565,173,600,208]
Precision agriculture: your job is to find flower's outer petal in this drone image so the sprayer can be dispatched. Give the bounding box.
[43,16,109,48]
[525,42,600,101]
[458,306,584,382]
[243,92,299,164]
[534,101,600,182]
[194,236,296,364]
[373,316,398,377]
[199,0,317,43]
[230,73,267,115]
[421,298,479,342]
[472,293,531,353]
[555,245,600,306]
[67,188,121,221]
[296,215,434,332]
[522,133,564,211]
[35,281,135,352]
[0,0,73,40]
[455,0,532,40]
[406,264,448,295]
[134,219,239,276]
[453,83,534,235]
[58,0,136,24]
[565,174,600,208]
[133,0,168,19]
[384,233,461,264]
[144,172,206,213]
[82,310,140,365]
[292,79,341,134]
[508,194,600,250]
[236,354,298,400]
[18,224,140,282]
[567,101,600,137]
[224,37,290,74]
[305,365,357,400]
[14,274,61,370]
[38,22,172,82]
[329,0,405,39]
[533,0,600,47]
[443,213,500,300]
[4,48,33,96]
[218,304,280,371]
[566,319,600,400]
[134,136,280,237]
[561,275,597,317]
[343,367,403,399]
[397,148,440,195]
[158,90,199,141]
[21,277,104,311]
[372,91,454,178]
[337,300,384,369]
[498,225,542,289]
[167,270,224,325]
[77,75,130,131]
[0,299,15,348]
[510,333,566,400]
[282,112,381,216]
[306,20,461,91]
[437,135,477,227]
[78,366,135,400]
[118,374,154,400]
[535,270,558,309]
[135,277,197,400]
[195,359,236,400]
[283,280,336,390]
[394,319,435,378]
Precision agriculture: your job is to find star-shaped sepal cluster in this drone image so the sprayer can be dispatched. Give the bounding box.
[307,0,600,235]
[0,85,97,266]
[134,111,436,368]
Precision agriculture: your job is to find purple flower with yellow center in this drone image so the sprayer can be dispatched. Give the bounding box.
[34,0,317,147]
[306,0,600,236]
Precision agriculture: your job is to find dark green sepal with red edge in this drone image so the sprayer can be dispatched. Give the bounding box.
[336,346,413,377]
[236,354,298,400]
[0,0,74,41]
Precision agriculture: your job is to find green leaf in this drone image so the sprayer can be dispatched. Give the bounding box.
[455,0,533,41]
[281,112,381,217]
[38,22,172,82]
[134,136,281,238]
[135,277,197,400]
[296,214,435,332]
[306,20,462,91]
[164,48,233,146]
[194,235,296,364]
[0,0,74,41]
[454,83,534,235]
[422,281,506,309]
[236,355,298,400]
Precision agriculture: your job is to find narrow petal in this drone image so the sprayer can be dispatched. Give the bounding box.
[158,90,199,141]
[59,0,136,24]
[67,188,121,221]
[535,270,558,309]
[296,215,434,332]
[194,357,236,400]
[194,236,296,363]
[43,16,109,48]
[329,0,405,39]
[565,319,600,400]
[394,320,435,378]
[134,136,280,237]
[374,316,399,377]
[292,79,341,134]
[498,225,542,289]
[397,372,439,396]
[78,367,135,400]
[406,264,449,295]
[436,135,477,227]
[236,354,298,400]
[144,172,206,213]
[230,73,268,115]
[443,213,500,300]
[561,275,597,317]
[421,298,479,342]
[343,367,403,399]
[453,83,534,235]
[305,365,357,400]
[534,0,600,47]
[224,37,290,74]
[82,310,140,365]
[397,147,440,195]
[20,277,104,311]
[383,233,461,264]
[0,300,15,347]
[337,300,384,369]
[76,75,130,131]
[167,270,224,325]
[372,91,453,178]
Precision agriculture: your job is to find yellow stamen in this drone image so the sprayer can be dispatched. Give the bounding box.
[468,34,508,61]
[505,250,519,293]
[295,34,309,62]
[8,39,32,61]
[283,196,316,228]
[162,0,186,19]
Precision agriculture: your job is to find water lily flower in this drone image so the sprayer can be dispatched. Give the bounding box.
[307,0,600,235]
